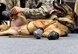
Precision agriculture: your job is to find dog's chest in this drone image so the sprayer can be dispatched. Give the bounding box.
[11,18,24,27]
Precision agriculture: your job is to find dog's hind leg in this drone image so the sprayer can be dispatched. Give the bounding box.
[0,24,9,31]
[0,27,19,36]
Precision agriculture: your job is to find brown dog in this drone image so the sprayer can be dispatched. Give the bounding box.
[0,3,74,38]
[0,13,74,37]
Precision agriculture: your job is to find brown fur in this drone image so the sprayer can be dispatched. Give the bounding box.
[0,13,74,37]
[0,4,74,37]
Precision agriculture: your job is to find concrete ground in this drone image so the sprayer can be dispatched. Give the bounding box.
[0,34,78,54]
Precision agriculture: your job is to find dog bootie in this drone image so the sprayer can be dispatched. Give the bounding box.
[47,31,59,40]
[33,29,43,39]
